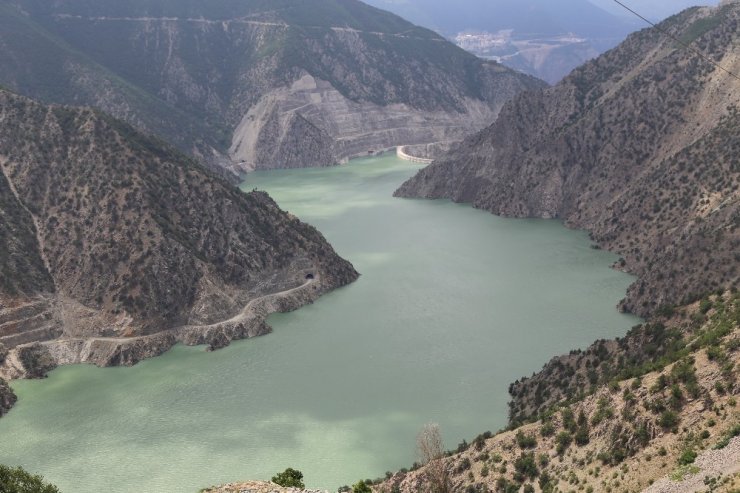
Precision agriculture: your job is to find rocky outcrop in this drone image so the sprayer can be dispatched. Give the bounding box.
[0,343,17,416]
[0,0,545,172]
[396,3,740,317]
[202,481,327,493]
[0,376,15,417]
[228,67,538,172]
[0,89,358,401]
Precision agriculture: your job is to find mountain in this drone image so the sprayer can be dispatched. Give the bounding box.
[377,292,739,493]
[0,89,358,410]
[363,0,638,83]
[0,0,544,173]
[396,2,740,318]
[364,0,631,39]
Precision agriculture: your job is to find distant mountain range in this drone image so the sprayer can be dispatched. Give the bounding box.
[364,0,633,39]
[364,0,721,83]
[363,0,637,82]
[0,0,542,172]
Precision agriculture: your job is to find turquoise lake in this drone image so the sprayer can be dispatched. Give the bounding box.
[0,154,640,492]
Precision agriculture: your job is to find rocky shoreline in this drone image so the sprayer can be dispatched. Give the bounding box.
[0,272,346,384]
[202,481,328,493]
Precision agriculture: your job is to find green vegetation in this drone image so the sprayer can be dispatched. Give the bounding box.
[659,410,679,429]
[670,464,700,481]
[678,12,724,45]
[0,465,59,493]
[574,411,590,446]
[515,431,537,449]
[510,292,739,426]
[555,431,572,456]
[714,424,740,450]
[677,448,697,466]
[513,452,538,481]
[351,481,372,493]
[271,468,305,488]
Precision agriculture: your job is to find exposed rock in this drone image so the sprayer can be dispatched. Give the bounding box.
[228,68,538,171]
[202,481,327,493]
[0,377,15,417]
[0,89,358,402]
[0,0,544,171]
[396,3,740,317]
[644,436,740,493]
[16,343,56,378]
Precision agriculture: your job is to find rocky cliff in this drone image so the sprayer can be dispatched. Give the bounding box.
[0,343,15,416]
[0,0,544,172]
[0,89,358,405]
[396,3,740,318]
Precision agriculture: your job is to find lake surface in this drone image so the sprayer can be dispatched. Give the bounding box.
[0,154,639,492]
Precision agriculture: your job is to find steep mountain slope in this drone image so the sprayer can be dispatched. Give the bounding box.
[0,0,544,172]
[0,2,230,174]
[397,2,740,317]
[0,89,358,407]
[376,292,739,493]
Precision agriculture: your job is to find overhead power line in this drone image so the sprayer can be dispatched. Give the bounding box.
[611,0,740,82]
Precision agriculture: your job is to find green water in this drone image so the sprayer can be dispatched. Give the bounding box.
[0,155,639,492]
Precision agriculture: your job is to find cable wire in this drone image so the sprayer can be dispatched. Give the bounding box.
[611,0,740,82]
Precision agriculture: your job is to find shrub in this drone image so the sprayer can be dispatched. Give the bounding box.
[516,431,537,449]
[659,411,679,429]
[556,431,573,455]
[677,449,697,465]
[514,452,539,481]
[575,411,590,445]
[455,458,471,473]
[699,298,713,314]
[540,422,555,437]
[352,481,372,493]
[272,468,305,488]
[714,424,740,449]
[0,465,60,493]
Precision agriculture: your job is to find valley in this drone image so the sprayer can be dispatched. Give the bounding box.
[0,0,737,492]
[0,155,638,492]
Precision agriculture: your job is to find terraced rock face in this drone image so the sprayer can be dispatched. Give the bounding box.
[0,89,358,398]
[0,0,544,172]
[397,3,740,317]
